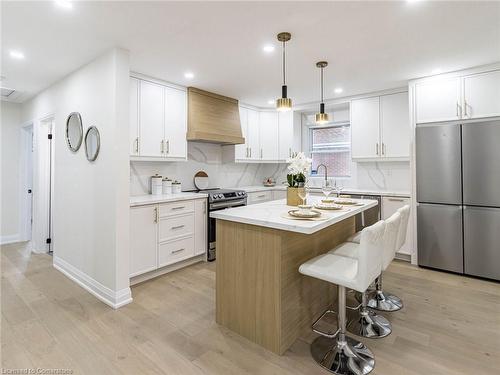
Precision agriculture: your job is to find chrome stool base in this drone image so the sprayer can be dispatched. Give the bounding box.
[347,309,391,339]
[366,290,403,312]
[311,335,375,375]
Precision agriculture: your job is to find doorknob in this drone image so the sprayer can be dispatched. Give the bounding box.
[28,189,32,194]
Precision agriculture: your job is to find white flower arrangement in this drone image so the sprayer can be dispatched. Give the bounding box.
[286,152,312,187]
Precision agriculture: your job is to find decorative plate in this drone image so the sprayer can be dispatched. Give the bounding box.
[314,203,343,210]
[288,209,321,218]
[334,198,357,205]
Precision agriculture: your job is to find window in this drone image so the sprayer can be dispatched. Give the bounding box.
[309,124,351,177]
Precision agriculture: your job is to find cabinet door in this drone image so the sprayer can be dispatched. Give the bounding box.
[140,81,164,157]
[463,70,500,119]
[129,78,140,156]
[164,87,187,158]
[235,107,249,160]
[247,109,260,160]
[194,199,207,256]
[381,196,412,255]
[278,111,294,160]
[259,111,279,160]
[351,96,380,159]
[415,77,461,123]
[130,205,158,277]
[380,92,409,158]
[247,191,273,205]
[272,190,286,201]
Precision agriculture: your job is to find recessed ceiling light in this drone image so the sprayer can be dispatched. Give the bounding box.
[267,99,274,105]
[263,45,275,53]
[334,88,343,94]
[9,50,25,60]
[431,68,442,75]
[184,72,194,79]
[54,0,73,9]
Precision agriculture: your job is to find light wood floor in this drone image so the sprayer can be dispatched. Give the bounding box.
[2,241,500,374]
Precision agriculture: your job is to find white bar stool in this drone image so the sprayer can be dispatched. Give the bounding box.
[299,220,386,375]
[366,205,410,312]
[335,211,401,339]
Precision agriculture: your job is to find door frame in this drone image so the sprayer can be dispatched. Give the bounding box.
[19,122,34,242]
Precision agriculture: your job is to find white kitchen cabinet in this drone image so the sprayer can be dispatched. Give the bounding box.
[129,77,140,156]
[259,112,279,161]
[247,190,273,205]
[380,92,410,158]
[130,205,158,277]
[463,70,500,119]
[351,96,380,159]
[194,199,207,256]
[139,80,164,157]
[235,107,249,160]
[247,109,260,160]
[272,189,286,201]
[278,111,294,160]
[164,87,187,158]
[158,237,195,268]
[381,196,412,256]
[415,77,461,124]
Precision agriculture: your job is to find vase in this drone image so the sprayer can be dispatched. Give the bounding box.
[287,187,305,206]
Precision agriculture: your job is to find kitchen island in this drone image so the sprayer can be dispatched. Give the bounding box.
[211,197,378,355]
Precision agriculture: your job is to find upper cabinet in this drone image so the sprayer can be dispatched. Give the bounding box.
[259,112,279,161]
[130,76,187,160]
[351,92,409,160]
[415,69,500,124]
[278,111,295,160]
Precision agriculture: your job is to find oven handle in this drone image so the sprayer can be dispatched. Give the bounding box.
[210,199,247,210]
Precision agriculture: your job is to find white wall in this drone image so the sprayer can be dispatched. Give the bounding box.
[21,49,131,308]
[0,101,22,243]
[130,142,275,194]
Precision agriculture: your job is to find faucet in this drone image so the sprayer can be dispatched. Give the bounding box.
[315,164,328,182]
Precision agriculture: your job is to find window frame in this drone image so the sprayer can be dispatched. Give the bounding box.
[308,121,352,178]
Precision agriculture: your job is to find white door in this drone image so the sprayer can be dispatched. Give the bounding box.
[278,111,294,160]
[164,87,187,158]
[259,111,279,160]
[129,78,140,156]
[351,96,380,159]
[139,80,164,157]
[194,199,207,256]
[381,196,412,256]
[130,205,158,277]
[463,70,500,119]
[235,106,248,160]
[247,109,260,160]
[415,77,461,123]
[380,92,410,158]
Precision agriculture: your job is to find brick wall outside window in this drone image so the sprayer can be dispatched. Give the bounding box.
[310,125,351,177]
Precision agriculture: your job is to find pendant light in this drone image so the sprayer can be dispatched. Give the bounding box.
[276,32,292,111]
[315,61,330,124]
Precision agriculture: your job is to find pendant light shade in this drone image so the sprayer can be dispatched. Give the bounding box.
[315,61,330,124]
[276,32,292,111]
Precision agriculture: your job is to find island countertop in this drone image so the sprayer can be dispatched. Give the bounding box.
[210,196,378,234]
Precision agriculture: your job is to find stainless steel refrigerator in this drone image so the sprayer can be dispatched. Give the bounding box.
[416,120,500,281]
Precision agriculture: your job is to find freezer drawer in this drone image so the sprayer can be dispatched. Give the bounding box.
[417,203,463,273]
[416,124,462,205]
[462,120,500,207]
[464,206,500,281]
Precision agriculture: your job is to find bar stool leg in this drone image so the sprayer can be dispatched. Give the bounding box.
[347,291,392,339]
[311,286,375,375]
[366,273,403,312]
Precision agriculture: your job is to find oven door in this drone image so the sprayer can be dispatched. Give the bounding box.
[207,198,247,261]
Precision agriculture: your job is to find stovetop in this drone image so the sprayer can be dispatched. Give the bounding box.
[184,188,247,202]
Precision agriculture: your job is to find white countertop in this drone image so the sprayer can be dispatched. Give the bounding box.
[130,192,207,207]
[231,185,410,197]
[210,196,378,234]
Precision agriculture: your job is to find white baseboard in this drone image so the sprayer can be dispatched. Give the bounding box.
[0,234,21,245]
[53,256,132,309]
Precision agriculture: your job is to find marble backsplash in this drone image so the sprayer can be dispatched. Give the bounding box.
[130,142,411,195]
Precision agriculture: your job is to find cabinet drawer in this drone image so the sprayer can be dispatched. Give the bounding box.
[158,237,194,267]
[248,191,273,204]
[159,214,194,242]
[159,200,194,217]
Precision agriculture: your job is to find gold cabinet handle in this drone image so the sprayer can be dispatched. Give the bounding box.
[154,207,158,223]
[376,143,379,155]
[171,225,185,230]
[260,149,263,159]
[382,143,385,156]
[464,100,468,117]
[160,140,164,153]
[134,137,139,153]
[166,140,170,154]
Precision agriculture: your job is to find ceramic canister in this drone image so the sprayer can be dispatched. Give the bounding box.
[162,178,172,194]
[151,174,163,195]
[172,182,182,194]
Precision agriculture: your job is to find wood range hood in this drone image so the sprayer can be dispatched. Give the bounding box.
[187,87,245,145]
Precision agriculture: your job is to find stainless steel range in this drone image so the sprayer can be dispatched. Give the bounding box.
[188,188,247,261]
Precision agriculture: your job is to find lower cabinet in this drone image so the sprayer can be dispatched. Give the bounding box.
[246,189,286,205]
[129,198,207,279]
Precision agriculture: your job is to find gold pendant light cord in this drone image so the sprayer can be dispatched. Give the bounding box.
[282,40,286,85]
[320,66,324,103]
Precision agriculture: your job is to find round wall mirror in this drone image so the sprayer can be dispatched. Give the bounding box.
[65,112,83,152]
[84,126,100,162]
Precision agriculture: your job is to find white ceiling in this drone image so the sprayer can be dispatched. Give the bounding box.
[2,1,500,106]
